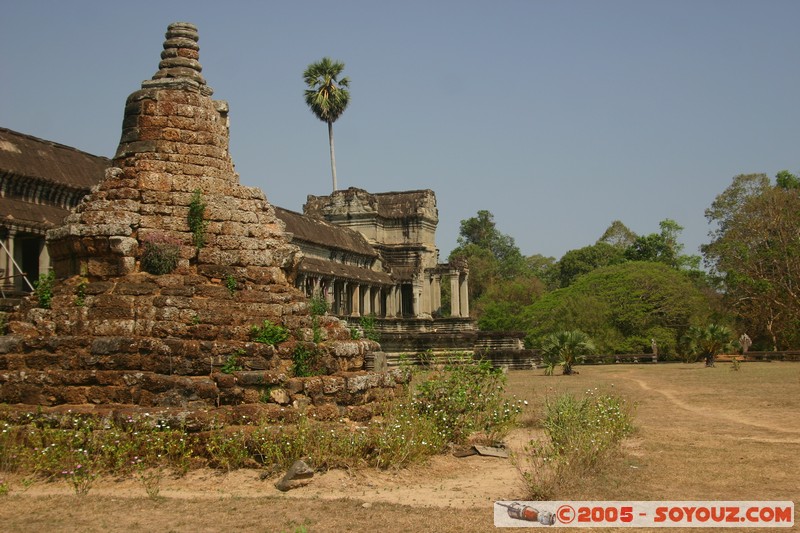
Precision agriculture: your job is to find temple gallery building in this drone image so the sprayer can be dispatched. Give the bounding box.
[0,127,470,322]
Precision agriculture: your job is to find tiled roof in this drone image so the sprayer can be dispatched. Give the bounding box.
[298,257,394,285]
[274,206,377,257]
[0,127,109,189]
[0,196,71,231]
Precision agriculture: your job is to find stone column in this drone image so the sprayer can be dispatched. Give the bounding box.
[386,286,397,318]
[362,285,371,316]
[421,274,432,316]
[450,272,460,317]
[351,283,360,317]
[38,239,50,281]
[6,230,16,291]
[324,278,335,308]
[374,287,383,317]
[459,272,470,318]
[412,279,422,317]
[431,273,441,316]
[313,276,322,299]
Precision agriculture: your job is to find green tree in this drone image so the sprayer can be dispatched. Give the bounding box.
[449,210,528,302]
[455,210,525,271]
[703,172,800,349]
[476,275,544,331]
[540,330,595,375]
[598,220,637,249]
[524,262,720,355]
[776,169,800,190]
[303,57,351,192]
[624,219,700,271]
[557,242,625,288]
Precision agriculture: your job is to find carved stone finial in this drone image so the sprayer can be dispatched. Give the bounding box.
[142,22,211,95]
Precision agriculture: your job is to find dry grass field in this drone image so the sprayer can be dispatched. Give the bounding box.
[1,362,798,532]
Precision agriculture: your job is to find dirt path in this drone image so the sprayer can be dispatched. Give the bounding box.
[626,374,800,441]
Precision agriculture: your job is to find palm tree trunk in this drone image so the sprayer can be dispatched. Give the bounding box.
[328,121,337,192]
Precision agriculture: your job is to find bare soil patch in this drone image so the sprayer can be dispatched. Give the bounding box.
[2,362,798,532]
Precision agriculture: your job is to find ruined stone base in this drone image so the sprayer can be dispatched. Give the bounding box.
[0,332,409,421]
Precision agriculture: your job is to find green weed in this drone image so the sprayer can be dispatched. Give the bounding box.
[188,189,208,250]
[33,271,56,309]
[250,320,290,346]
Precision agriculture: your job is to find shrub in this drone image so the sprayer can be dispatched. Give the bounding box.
[250,320,290,346]
[292,344,323,377]
[74,277,88,307]
[224,274,237,296]
[309,296,329,317]
[140,234,181,275]
[187,189,208,250]
[309,296,328,343]
[221,352,243,374]
[360,315,380,342]
[33,271,56,309]
[516,389,634,499]
[411,358,522,443]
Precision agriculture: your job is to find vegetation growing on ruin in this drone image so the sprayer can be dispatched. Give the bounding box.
[359,315,379,342]
[224,274,237,296]
[140,234,181,275]
[250,320,290,346]
[221,351,244,374]
[308,296,328,343]
[291,344,323,377]
[33,271,56,309]
[74,277,88,307]
[187,189,208,250]
[0,358,521,495]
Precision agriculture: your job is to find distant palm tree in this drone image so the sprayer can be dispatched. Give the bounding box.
[541,330,595,375]
[303,57,350,192]
[686,324,734,367]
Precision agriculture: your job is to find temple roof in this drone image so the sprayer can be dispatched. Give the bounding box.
[0,127,109,190]
[274,206,377,258]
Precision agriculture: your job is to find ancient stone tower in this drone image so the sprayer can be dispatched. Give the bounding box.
[0,23,404,416]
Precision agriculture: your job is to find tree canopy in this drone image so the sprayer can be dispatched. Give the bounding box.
[702,172,800,349]
[522,262,719,355]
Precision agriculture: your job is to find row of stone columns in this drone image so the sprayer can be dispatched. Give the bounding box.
[420,269,469,318]
[298,274,401,318]
[298,268,470,320]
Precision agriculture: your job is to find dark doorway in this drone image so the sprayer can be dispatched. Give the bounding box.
[19,235,43,292]
[400,284,414,317]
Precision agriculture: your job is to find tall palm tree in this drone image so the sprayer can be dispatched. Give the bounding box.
[541,330,595,375]
[303,57,350,192]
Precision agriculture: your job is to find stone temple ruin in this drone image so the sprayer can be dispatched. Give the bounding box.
[0,22,412,421]
[0,22,534,420]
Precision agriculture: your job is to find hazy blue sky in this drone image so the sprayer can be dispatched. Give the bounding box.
[2,1,798,261]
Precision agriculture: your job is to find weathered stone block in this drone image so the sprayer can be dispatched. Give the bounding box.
[303,377,324,397]
[269,388,290,405]
[91,337,138,355]
[308,403,339,420]
[346,404,374,422]
[322,375,345,395]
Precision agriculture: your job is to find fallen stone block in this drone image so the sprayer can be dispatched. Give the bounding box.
[274,459,314,492]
